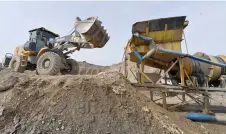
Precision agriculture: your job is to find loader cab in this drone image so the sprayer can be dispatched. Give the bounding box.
[24,27,59,52]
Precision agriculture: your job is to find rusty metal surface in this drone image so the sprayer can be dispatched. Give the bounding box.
[182,57,193,77]
[167,52,226,85]
[128,52,174,69]
[193,52,224,81]
[127,41,181,69]
[75,17,110,48]
[131,30,184,46]
[176,53,226,82]
[209,56,222,81]
[131,16,187,45]
[193,52,212,80]
[217,55,226,62]
[127,16,226,85]
[127,16,188,70]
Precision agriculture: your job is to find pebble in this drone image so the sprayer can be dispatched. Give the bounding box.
[145,117,151,126]
[58,120,62,125]
[163,115,168,119]
[0,106,5,116]
[61,125,65,130]
[90,115,95,123]
[13,116,20,124]
[204,131,210,134]
[142,106,150,113]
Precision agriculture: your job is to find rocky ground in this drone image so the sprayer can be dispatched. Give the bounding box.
[0,61,225,134]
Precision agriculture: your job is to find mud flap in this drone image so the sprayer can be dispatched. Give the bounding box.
[75,17,110,48]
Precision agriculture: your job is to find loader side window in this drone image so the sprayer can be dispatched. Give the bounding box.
[30,31,37,42]
[30,31,36,38]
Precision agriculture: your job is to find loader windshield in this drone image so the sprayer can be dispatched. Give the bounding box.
[42,31,58,40]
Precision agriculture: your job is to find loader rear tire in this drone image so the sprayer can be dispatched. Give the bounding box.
[36,51,62,75]
[61,59,79,75]
[8,55,26,73]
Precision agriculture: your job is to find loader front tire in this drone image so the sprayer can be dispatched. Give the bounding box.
[8,55,26,73]
[36,51,62,75]
[61,59,79,75]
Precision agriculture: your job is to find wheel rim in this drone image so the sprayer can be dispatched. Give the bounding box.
[67,63,72,72]
[42,59,51,69]
[63,63,72,73]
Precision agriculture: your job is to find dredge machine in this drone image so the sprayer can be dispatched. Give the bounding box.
[125,16,226,113]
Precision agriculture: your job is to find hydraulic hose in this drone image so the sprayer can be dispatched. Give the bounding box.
[185,113,226,122]
[133,33,226,69]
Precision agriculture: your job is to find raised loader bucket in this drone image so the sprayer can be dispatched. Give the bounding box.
[75,17,110,48]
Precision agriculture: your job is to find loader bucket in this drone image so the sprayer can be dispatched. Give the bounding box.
[75,17,110,48]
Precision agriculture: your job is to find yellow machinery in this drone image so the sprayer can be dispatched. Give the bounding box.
[127,16,188,69]
[125,16,226,113]
[126,16,226,88]
[4,17,110,75]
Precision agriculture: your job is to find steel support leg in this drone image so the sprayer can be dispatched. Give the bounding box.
[150,91,153,101]
[156,59,179,84]
[162,92,167,109]
[136,63,141,83]
[179,57,186,102]
[203,94,210,113]
[140,61,145,84]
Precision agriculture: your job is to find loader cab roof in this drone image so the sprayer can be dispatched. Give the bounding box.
[29,27,59,37]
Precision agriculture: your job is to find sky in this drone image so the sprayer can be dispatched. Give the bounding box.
[0,1,226,66]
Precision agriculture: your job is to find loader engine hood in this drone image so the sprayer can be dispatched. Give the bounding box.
[74,17,110,48]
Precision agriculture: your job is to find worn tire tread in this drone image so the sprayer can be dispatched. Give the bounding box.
[61,59,79,75]
[8,55,26,73]
[36,51,62,75]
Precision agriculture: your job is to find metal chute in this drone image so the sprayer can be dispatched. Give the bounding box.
[75,17,110,48]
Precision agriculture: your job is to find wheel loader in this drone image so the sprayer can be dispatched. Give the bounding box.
[3,17,110,75]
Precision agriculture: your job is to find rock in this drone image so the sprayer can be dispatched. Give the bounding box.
[61,125,65,130]
[145,117,151,126]
[163,115,169,119]
[0,106,5,116]
[200,125,206,129]
[13,115,20,124]
[142,106,150,113]
[89,115,95,123]
[58,120,62,125]
[204,131,210,134]
[112,86,126,95]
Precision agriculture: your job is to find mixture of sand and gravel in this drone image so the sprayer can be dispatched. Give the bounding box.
[0,61,225,134]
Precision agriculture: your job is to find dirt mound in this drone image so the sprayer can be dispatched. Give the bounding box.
[0,69,221,134]
[78,61,108,75]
